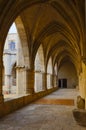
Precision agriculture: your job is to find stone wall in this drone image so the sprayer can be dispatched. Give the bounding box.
[58,61,78,88]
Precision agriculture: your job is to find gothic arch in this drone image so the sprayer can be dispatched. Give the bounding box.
[15,16,30,68]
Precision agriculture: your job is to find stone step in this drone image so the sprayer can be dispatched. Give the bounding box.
[34,98,74,106]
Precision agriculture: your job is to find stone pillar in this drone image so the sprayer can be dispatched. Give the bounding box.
[54,75,57,87]
[50,74,54,88]
[16,66,26,95]
[47,73,52,89]
[42,72,47,91]
[26,69,34,94]
[4,75,12,93]
[50,74,57,88]
[79,60,86,109]
[53,75,55,87]
[16,67,35,95]
[35,71,43,92]
[0,56,4,103]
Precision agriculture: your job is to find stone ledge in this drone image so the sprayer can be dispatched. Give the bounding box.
[73,109,86,127]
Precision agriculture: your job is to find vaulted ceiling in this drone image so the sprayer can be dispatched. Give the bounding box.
[0,0,85,74]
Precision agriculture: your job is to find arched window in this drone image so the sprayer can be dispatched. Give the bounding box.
[9,40,16,50]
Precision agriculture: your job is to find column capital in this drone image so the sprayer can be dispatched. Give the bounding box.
[16,66,34,72]
[16,65,26,70]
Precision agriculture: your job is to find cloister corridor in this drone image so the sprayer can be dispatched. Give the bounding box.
[0,89,85,130]
[0,0,86,129]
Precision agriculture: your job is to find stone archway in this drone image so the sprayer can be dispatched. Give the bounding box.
[2,26,17,94]
[2,18,30,96]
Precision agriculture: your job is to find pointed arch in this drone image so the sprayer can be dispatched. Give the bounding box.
[35,44,44,72]
[15,16,30,68]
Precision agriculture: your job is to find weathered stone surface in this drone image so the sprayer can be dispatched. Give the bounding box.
[0,87,57,117]
[77,96,85,109]
[73,109,86,127]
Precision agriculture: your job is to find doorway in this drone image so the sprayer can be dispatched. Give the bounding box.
[59,79,67,88]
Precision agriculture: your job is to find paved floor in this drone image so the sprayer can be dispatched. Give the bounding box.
[0,89,85,130]
[34,89,79,106]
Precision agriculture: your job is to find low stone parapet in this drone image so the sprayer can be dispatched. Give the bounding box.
[0,87,58,118]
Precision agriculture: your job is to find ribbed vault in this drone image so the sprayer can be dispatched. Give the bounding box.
[0,0,85,73]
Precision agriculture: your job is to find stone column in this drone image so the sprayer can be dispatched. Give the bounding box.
[0,56,4,103]
[26,69,34,94]
[4,75,12,93]
[54,75,57,87]
[35,71,43,92]
[79,60,86,109]
[16,66,26,95]
[42,72,47,91]
[50,74,54,88]
[16,67,35,95]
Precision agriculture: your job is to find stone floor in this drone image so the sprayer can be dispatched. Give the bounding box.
[0,89,86,130]
[34,89,79,106]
